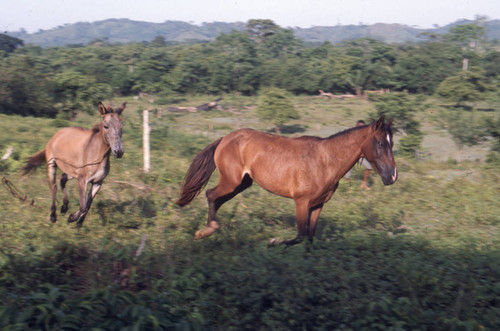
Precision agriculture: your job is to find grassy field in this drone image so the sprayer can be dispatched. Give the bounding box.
[1,95,499,329]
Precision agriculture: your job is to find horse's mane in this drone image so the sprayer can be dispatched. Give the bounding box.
[326,125,367,140]
[292,125,366,142]
[326,122,393,140]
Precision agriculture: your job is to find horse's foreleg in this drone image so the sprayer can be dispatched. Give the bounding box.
[271,199,310,247]
[196,174,253,239]
[60,173,69,214]
[75,182,101,228]
[48,160,58,223]
[68,177,87,224]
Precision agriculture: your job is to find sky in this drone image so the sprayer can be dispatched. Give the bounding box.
[1,0,499,33]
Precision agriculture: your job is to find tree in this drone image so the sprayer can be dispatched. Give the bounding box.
[345,70,368,96]
[0,54,54,117]
[53,71,111,118]
[446,110,490,148]
[256,87,299,134]
[246,19,281,43]
[435,67,494,107]
[447,23,485,71]
[151,36,167,47]
[394,41,461,94]
[371,93,424,157]
[0,34,23,54]
[485,116,500,153]
[212,31,260,95]
[481,50,500,78]
[133,46,175,94]
[484,115,500,168]
[258,28,303,60]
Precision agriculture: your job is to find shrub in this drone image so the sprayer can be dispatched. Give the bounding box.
[256,87,299,133]
[371,93,424,157]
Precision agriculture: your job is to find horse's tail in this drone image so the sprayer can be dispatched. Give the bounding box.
[21,150,46,175]
[176,138,222,207]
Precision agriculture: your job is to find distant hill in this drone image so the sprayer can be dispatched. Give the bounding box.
[8,19,247,47]
[293,23,422,44]
[7,18,500,47]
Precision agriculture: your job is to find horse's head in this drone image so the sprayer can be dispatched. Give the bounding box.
[361,115,398,185]
[98,101,126,158]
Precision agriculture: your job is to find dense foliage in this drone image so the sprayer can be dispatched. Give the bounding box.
[1,21,499,119]
[1,93,499,329]
[370,93,424,156]
[256,87,299,132]
[2,236,499,330]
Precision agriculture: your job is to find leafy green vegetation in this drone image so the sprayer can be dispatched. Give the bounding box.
[371,93,424,157]
[256,87,299,132]
[2,20,500,120]
[0,94,499,329]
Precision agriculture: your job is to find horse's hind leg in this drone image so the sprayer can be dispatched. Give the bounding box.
[196,173,253,239]
[60,173,69,214]
[47,159,57,223]
[306,204,323,243]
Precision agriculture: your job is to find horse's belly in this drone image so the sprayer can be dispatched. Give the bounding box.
[250,168,301,199]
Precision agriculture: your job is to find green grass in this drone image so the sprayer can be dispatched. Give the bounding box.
[1,95,499,329]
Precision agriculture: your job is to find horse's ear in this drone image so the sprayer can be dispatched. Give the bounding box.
[97,101,107,115]
[376,115,386,130]
[115,102,126,115]
[386,118,393,128]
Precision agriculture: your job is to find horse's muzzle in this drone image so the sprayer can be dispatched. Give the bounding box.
[113,149,124,158]
[382,167,398,185]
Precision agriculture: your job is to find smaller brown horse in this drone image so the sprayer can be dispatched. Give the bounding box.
[22,101,126,228]
[176,116,397,246]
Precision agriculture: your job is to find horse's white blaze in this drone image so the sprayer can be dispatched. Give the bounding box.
[387,133,391,145]
[392,167,398,182]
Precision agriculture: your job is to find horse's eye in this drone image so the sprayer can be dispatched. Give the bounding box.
[378,141,384,147]
[104,125,109,130]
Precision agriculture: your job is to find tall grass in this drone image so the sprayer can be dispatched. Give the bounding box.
[1,96,499,329]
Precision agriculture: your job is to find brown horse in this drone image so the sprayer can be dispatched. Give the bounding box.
[176,116,397,246]
[22,101,126,228]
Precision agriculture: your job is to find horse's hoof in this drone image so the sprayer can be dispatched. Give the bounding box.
[67,214,77,223]
[268,238,281,247]
[195,222,220,239]
[50,216,57,223]
[194,228,214,239]
[61,202,69,214]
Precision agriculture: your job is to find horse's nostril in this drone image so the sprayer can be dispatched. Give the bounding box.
[391,168,398,182]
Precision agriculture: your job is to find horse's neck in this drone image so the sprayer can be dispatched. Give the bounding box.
[324,126,371,174]
[86,126,110,163]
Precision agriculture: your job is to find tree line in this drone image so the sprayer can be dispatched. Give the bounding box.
[0,19,499,118]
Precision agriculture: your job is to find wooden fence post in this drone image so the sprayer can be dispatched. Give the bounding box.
[143,109,151,173]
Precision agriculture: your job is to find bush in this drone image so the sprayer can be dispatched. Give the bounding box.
[2,234,500,330]
[256,87,299,133]
[371,93,424,157]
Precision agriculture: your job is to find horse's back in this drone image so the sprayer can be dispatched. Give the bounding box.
[46,127,91,152]
[220,128,315,146]
[215,129,327,198]
[45,127,94,171]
